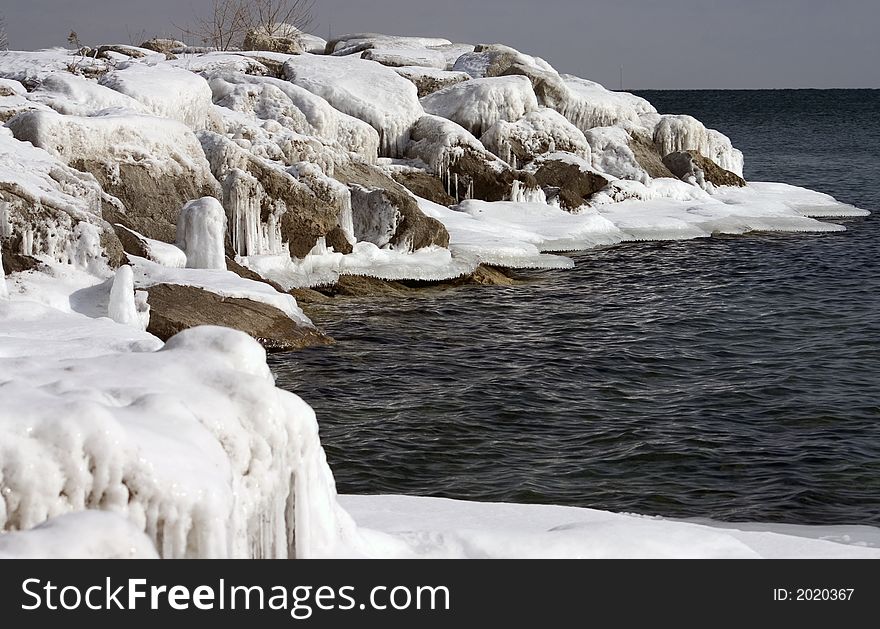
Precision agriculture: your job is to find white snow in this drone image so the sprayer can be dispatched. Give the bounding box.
[559,75,656,131]
[421,75,539,138]
[99,62,216,130]
[176,197,227,270]
[722,182,870,218]
[327,34,453,57]
[0,511,159,559]
[0,49,109,85]
[26,72,149,116]
[283,54,424,157]
[335,495,880,559]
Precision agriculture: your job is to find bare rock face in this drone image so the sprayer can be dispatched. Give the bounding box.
[531,158,610,211]
[662,150,747,189]
[139,39,185,55]
[389,169,455,206]
[393,67,471,98]
[628,131,676,180]
[145,283,331,351]
[335,161,449,251]
[243,29,304,54]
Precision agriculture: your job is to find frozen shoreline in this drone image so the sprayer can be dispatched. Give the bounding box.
[0,36,875,558]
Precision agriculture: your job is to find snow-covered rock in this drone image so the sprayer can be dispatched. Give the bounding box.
[326,33,453,57]
[283,54,423,157]
[421,75,539,138]
[481,108,590,168]
[7,109,221,243]
[208,71,380,160]
[362,45,448,69]
[585,126,652,184]
[653,114,745,176]
[100,62,217,130]
[0,49,110,86]
[26,73,149,116]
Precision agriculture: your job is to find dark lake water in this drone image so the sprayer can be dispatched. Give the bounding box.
[271,90,880,526]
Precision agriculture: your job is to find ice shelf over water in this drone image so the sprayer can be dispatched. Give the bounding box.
[0,34,874,558]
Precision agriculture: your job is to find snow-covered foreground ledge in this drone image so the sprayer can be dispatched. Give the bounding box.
[336,495,880,559]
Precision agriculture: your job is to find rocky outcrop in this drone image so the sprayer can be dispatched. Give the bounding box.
[662,150,747,189]
[7,110,221,244]
[407,115,536,202]
[629,131,676,179]
[393,67,470,98]
[145,283,332,351]
[530,157,610,211]
[139,39,185,55]
[243,29,304,54]
[388,168,455,206]
[333,160,449,251]
[199,132,345,258]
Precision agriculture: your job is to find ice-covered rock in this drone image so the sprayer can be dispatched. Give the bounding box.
[283,54,424,157]
[0,318,355,558]
[208,72,380,160]
[393,66,471,97]
[526,153,611,211]
[480,108,590,168]
[421,75,539,138]
[362,45,448,69]
[100,62,217,130]
[558,76,655,130]
[0,240,8,300]
[653,114,744,176]
[26,73,150,117]
[326,33,453,56]
[7,110,221,243]
[0,50,110,86]
[0,131,123,270]
[176,197,227,270]
[407,115,536,202]
[199,131,346,258]
[333,159,449,252]
[584,126,653,183]
[112,224,188,268]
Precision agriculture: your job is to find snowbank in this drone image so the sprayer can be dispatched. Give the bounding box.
[336,495,880,559]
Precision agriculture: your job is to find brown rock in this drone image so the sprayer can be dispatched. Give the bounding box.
[531,159,610,211]
[662,150,746,188]
[629,132,676,179]
[324,226,354,254]
[145,283,332,351]
[243,30,303,54]
[332,160,450,251]
[390,169,455,206]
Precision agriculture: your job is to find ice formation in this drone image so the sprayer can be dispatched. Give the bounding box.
[283,54,424,157]
[27,73,150,117]
[0,241,7,300]
[584,126,651,183]
[108,264,149,330]
[480,108,590,168]
[653,115,744,176]
[176,197,227,270]
[421,76,540,138]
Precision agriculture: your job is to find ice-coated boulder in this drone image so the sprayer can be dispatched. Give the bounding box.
[100,62,217,130]
[526,153,611,211]
[407,115,539,202]
[0,130,124,270]
[176,197,227,270]
[199,131,348,258]
[26,73,150,117]
[208,71,380,160]
[326,33,453,56]
[584,126,652,184]
[243,28,304,54]
[421,75,539,138]
[653,114,744,176]
[283,54,424,157]
[7,109,222,244]
[480,108,591,168]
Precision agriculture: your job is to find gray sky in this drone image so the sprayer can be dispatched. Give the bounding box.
[3,0,879,89]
